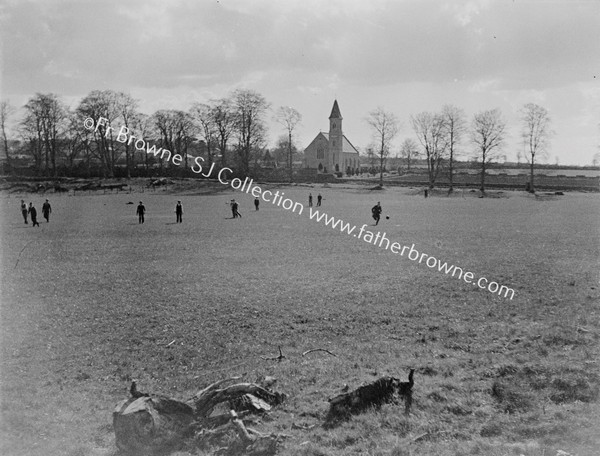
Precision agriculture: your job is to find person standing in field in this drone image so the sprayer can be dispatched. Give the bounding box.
[231,199,242,218]
[42,199,51,223]
[20,200,28,224]
[317,193,322,206]
[254,197,260,210]
[136,201,145,224]
[371,201,382,226]
[308,193,313,207]
[28,202,40,227]
[175,201,183,223]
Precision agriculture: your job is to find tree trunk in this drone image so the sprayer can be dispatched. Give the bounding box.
[480,158,486,193]
[448,148,454,193]
[1,124,11,174]
[428,154,434,190]
[529,156,535,192]
[379,148,384,187]
[288,131,293,183]
[125,144,131,179]
[51,138,57,177]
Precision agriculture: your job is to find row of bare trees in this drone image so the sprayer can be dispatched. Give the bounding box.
[3,89,556,191]
[366,103,553,192]
[1,89,302,179]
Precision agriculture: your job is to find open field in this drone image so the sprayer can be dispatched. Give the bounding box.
[1,182,599,456]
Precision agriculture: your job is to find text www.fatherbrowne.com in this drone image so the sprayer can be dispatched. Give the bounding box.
[82,117,515,300]
[307,208,515,300]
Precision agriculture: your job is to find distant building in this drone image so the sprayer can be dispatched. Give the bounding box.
[303,100,360,174]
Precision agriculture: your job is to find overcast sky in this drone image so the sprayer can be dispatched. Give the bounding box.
[1,0,599,165]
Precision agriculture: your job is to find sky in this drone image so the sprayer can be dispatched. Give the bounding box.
[1,0,599,165]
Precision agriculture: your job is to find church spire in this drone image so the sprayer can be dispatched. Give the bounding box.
[329,100,342,120]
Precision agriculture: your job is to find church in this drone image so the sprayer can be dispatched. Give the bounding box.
[303,100,360,175]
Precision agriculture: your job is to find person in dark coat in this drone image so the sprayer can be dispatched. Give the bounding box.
[175,201,183,223]
[21,200,28,224]
[308,193,313,207]
[136,201,145,224]
[254,197,259,210]
[28,202,40,227]
[371,201,382,226]
[230,199,242,218]
[42,199,51,222]
[317,194,322,206]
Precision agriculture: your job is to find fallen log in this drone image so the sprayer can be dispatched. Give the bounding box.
[114,379,286,455]
[193,382,286,420]
[325,369,414,426]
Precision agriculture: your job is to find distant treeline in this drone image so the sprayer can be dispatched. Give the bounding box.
[0,89,302,179]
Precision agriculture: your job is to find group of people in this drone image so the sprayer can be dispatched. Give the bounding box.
[307,193,323,207]
[135,200,183,223]
[21,195,383,227]
[20,199,51,227]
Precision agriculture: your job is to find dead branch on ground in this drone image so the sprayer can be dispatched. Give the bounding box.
[302,348,336,357]
[260,346,286,362]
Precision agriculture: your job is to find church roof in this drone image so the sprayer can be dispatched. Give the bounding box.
[320,133,359,154]
[329,100,342,119]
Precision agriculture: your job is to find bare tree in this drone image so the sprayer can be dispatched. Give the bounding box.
[592,152,600,167]
[61,110,87,174]
[274,106,302,182]
[366,147,377,171]
[116,92,139,178]
[232,89,270,176]
[76,90,121,177]
[471,108,506,193]
[20,107,44,173]
[272,134,297,167]
[133,113,153,172]
[399,138,420,173]
[210,98,236,167]
[22,93,68,176]
[411,112,447,189]
[0,100,15,173]
[366,107,399,186]
[153,110,177,156]
[191,103,217,166]
[153,110,195,171]
[174,111,195,170]
[441,105,466,193]
[520,103,552,192]
[516,149,523,164]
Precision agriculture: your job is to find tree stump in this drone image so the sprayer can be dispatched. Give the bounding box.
[113,379,286,454]
[113,396,195,455]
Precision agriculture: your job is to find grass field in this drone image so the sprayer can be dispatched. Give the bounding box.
[1,181,599,456]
